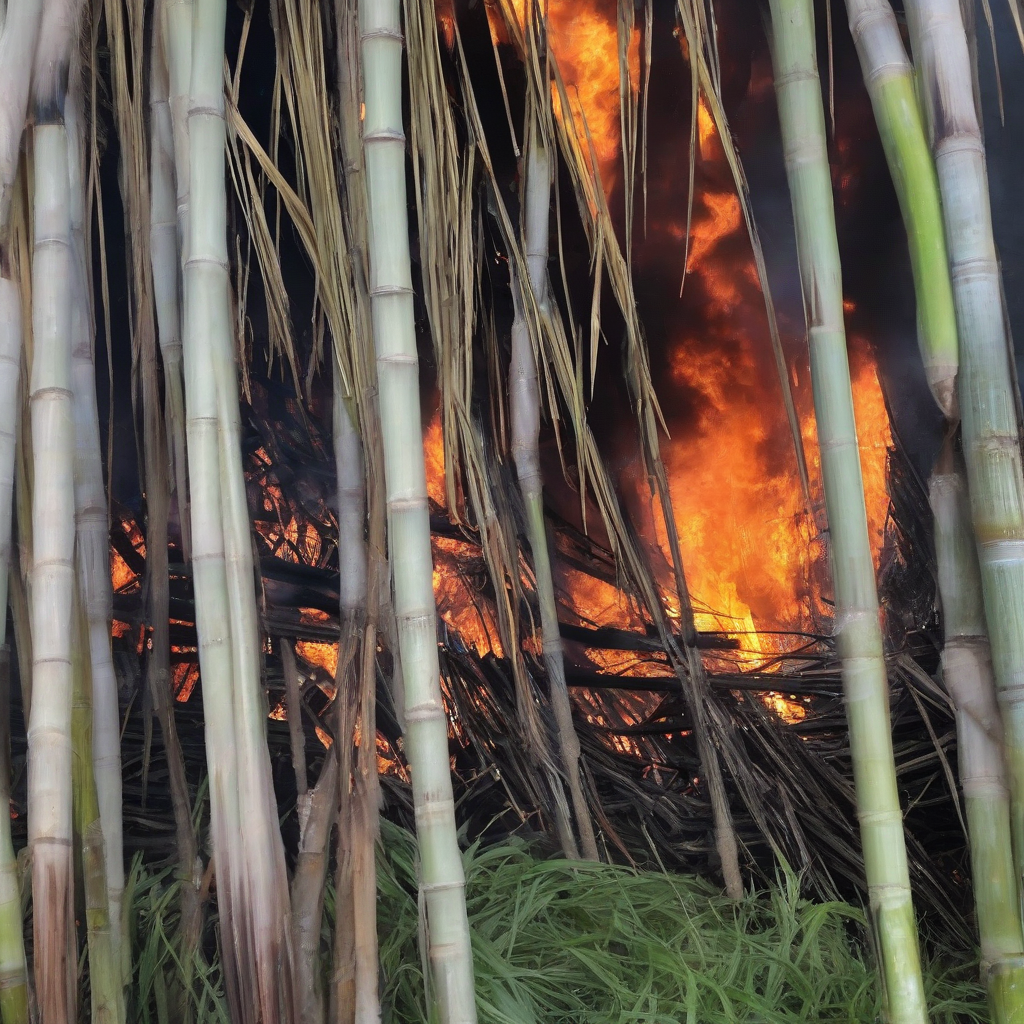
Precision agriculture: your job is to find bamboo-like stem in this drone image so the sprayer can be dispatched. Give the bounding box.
[145,13,202,990]
[360,0,476,1018]
[0,280,27,1024]
[27,101,76,1024]
[844,0,958,416]
[66,71,124,975]
[149,12,190,559]
[162,0,191,271]
[281,639,309,809]
[906,0,1024,901]
[185,0,294,1018]
[512,124,596,862]
[291,754,337,1024]
[930,442,1024,1021]
[329,390,367,1022]
[334,5,383,1020]
[767,2,928,1020]
[0,6,44,1014]
[70,588,123,1024]
[0,0,43,237]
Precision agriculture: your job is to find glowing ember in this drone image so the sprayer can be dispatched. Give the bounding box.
[296,639,339,678]
[433,535,504,658]
[172,663,199,702]
[377,734,408,778]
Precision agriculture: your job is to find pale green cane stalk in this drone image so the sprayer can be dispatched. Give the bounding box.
[185,0,294,1018]
[66,72,124,978]
[333,7,382,1019]
[844,0,958,416]
[849,3,1021,1008]
[0,4,46,1014]
[27,111,76,1024]
[906,0,1024,906]
[150,4,190,561]
[146,11,202,985]
[930,445,1024,1023]
[360,0,476,1018]
[0,0,43,235]
[767,2,928,1020]
[0,280,27,1024]
[513,123,597,862]
[70,591,123,1024]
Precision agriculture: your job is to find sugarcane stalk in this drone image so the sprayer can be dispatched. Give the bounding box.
[329,385,370,1024]
[767,2,928,1020]
[905,0,1024,905]
[0,0,43,237]
[26,51,77,1024]
[185,0,294,1017]
[930,440,1024,1021]
[66,69,124,978]
[360,0,476,1018]
[844,0,958,416]
[146,7,202,992]
[512,123,597,862]
[149,9,190,560]
[281,640,309,816]
[162,0,191,269]
[0,6,46,1015]
[333,6,386,1021]
[291,753,337,1024]
[0,282,26,1024]
[70,587,123,1024]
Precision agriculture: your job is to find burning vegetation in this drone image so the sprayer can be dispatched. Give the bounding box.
[2,0,1013,1018]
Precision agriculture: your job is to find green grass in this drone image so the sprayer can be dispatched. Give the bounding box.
[121,820,986,1023]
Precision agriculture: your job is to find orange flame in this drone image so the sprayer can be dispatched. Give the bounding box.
[507,0,638,192]
[655,99,891,659]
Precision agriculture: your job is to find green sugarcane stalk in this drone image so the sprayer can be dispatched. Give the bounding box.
[848,4,1023,1009]
[513,119,597,862]
[0,4,46,1020]
[360,0,477,1018]
[70,589,123,1024]
[844,0,958,416]
[930,441,1024,1021]
[146,6,203,985]
[332,5,383,1018]
[27,64,78,1024]
[66,69,125,979]
[0,280,25,1024]
[0,0,43,237]
[905,0,1024,904]
[150,2,190,560]
[184,0,295,1018]
[766,2,928,1020]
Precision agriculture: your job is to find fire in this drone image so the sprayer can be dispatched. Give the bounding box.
[696,97,717,162]
[433,534,504,658]
[296,639,339,678]
[506,0,638,190]
[424,411,446,506]
[423,412,505,656]
[655,100,891,654]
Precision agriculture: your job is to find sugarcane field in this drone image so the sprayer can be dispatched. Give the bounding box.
[7,0,1024,1020]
